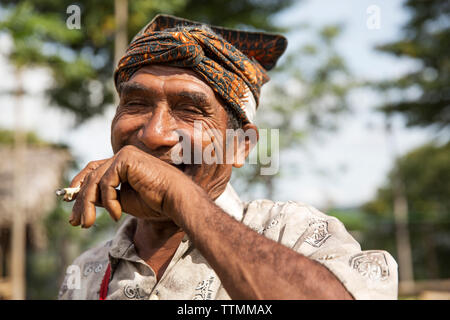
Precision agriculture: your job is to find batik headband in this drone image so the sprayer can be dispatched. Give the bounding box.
[114,15,287,123]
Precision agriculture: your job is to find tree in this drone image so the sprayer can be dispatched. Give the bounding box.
[0,0,293,124]
[373,0,450,131]
[363,141,450,280]
[0,0,296,299]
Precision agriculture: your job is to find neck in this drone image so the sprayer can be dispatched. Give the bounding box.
[133,218,185,280]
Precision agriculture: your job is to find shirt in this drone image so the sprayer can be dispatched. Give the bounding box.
[58,183,398,300]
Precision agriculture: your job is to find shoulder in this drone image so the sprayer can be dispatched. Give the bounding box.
[242,199,398,299]
[243,199,339,225]
[241,199,355,250]
[58,239,112,300]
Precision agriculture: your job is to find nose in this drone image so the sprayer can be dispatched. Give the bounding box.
[138,105,179,151]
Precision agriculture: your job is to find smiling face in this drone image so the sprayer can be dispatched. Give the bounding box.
[111,64,247,200]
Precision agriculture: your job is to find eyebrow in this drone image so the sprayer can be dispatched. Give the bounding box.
[175,91,210,108]
[119,82,211,108]
[118,81,156,97]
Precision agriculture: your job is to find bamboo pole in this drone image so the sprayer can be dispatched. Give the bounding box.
[11,68,27,300]
[114,0,128,68]
[384,118,415,293]
[114,0,129,105]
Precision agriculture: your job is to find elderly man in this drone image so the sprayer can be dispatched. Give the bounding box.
[58,15,398,300]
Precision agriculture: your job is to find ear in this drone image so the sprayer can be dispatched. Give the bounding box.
[233,123,259,168]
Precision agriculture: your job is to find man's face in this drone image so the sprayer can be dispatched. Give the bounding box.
[111,65,233,199]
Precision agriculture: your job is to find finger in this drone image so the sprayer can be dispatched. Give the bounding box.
[70,171,98,227]
[69,159,113,227]
[69,183,87,226]
[67,159,109,202]
[82,183,100,228]
[99,163,123,222]
[70,159,109,188]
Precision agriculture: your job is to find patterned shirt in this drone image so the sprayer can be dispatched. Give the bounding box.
[58,183,398,300]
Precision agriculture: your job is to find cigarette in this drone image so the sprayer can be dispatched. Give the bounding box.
[55,186,81,201]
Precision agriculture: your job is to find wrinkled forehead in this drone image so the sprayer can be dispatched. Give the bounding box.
[120,64,216,98]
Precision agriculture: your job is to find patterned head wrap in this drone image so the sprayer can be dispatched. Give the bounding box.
[114,15,287,123]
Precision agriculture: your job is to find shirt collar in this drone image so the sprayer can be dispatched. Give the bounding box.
[108,182,244,260]
[214,182,244,221]
[108,215,138,262]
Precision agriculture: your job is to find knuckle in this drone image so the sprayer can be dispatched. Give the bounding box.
[86,160,103,170]
[71,171,87,186]
[69,178,80,188]
[120,145,136,155]
[86,161,97,169]
[85,168,99,183]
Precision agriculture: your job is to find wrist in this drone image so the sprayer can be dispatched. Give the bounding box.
[162,173,202,224]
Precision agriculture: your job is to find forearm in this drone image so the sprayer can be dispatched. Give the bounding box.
[169,185,353,300]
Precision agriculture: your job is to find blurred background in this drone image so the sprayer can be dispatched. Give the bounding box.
[0,0,448,300]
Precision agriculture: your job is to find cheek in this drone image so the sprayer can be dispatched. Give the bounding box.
[111,116,142,153]
[193,121,222,149]
[176,123,219,162]
[197,121,229,162]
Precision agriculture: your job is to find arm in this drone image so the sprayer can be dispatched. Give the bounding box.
[167,183,353,300]
[67,146,353,299]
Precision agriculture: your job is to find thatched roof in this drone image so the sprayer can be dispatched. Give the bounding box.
[0,146,71,226]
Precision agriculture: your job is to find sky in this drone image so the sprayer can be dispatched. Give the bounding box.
[0,0,436,209]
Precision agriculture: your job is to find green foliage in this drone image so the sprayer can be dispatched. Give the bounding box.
[362,141,450,280]
[0,0,295,299]
[327,208,370,232]
[0,129,44,146]
[373,0,450,131]
[0,0,293,124]
[0,128,67,149]
[363,0,450,282]
[173,0,293,32]
[364,142,450,221]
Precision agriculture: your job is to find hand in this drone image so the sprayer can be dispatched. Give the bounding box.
[67,145,192,228]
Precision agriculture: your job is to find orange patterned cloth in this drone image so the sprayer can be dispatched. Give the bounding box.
[114,15,287,123]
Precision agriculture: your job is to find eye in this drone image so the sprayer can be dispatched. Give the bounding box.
[124,100,146,107]
[178,104,204,115]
